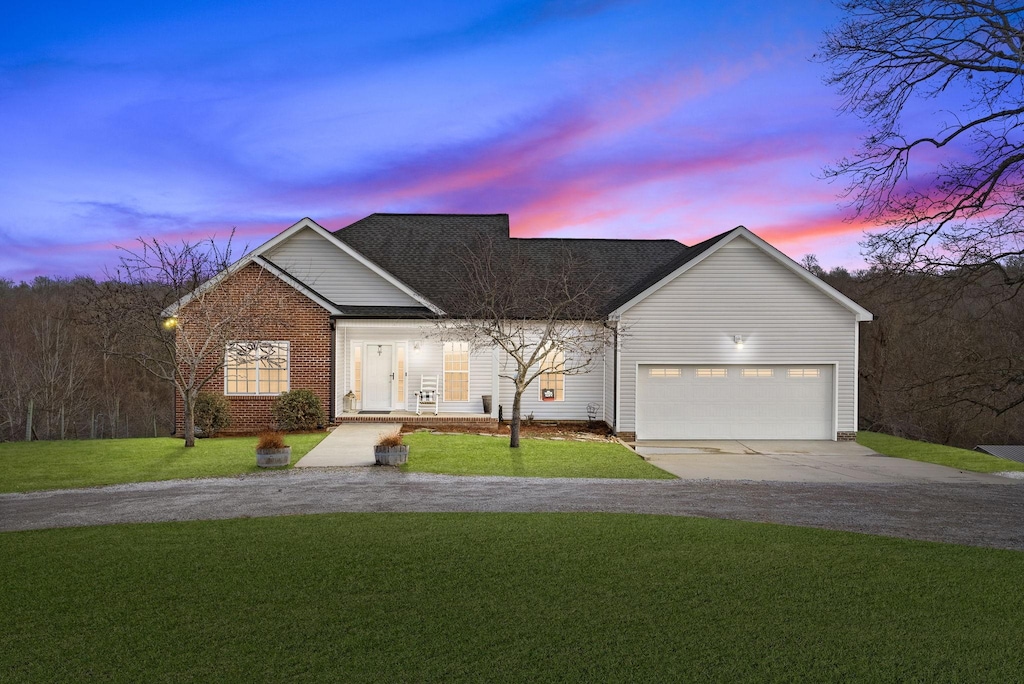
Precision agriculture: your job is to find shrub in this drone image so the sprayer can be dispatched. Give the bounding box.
[256,431,287,450]
[271,389,326,431]
[193,392,231,437]
[376,430,404,448]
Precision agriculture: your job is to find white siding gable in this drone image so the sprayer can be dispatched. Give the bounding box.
[618,235,858,434]
[264,227,420,307]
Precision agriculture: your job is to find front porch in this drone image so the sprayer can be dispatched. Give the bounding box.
[335,411,495,426]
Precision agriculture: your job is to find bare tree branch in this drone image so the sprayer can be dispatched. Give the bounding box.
[435,235,617,447]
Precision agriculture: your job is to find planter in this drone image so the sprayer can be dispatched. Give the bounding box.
[256,446,291,468]
[374,445,409,466]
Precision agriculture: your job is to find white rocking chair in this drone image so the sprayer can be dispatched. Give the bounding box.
[415,375,440,416]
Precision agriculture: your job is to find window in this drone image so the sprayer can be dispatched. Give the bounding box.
[353,345,362,402]
[648,368,682,378]
[397,344,406,406]
[788,368,821,378]
[695,368,727,378]
[742,368,773,378]
[443,341,469,402]
[539,349,565,401]
[225,341,289,395]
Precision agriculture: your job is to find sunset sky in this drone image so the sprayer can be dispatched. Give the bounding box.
[0,0,878,281]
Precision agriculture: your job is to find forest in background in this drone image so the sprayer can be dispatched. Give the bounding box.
[2,264,1023,449]
[0,277,172,441]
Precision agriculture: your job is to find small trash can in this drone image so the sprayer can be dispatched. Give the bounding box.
[482,395,492,415]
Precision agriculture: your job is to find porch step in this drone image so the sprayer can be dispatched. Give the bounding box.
[336,413,495,426]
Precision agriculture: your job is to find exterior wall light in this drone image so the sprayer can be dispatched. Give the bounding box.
[413,340,421,353]
[734,335,744,349]
[163,317,178,330]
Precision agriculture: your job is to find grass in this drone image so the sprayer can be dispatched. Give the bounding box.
[2,513,1023,682]
[0,433,327,493]
[859,430,1024,473]
[400,432,674,479]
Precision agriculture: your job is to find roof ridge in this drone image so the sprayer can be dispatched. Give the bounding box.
[510,237,684,244]
[369,212,509,217]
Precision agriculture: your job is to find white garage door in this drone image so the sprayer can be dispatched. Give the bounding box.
[635,364,833,440]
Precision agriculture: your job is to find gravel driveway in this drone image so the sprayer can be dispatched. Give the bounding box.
[2,469,1023,551]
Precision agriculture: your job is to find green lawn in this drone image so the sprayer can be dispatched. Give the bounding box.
[2,513,1023,682]
[0,433,327,493]
[858,431,1024,473]
[401,432,674,479]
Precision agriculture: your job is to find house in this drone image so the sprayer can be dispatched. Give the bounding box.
[172,214,873,441]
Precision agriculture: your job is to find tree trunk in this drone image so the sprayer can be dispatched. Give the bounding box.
[182,390,196,447]
[509,388,523,448]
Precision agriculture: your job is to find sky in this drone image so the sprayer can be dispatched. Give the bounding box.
[0,0,877,281]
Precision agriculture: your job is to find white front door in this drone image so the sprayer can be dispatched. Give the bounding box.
[362,343,394,410]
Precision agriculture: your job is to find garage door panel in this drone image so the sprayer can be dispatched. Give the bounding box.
[636,364,832,440]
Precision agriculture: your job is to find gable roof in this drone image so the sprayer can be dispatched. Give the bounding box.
[163,217,442,318]
[607,226,874,321]
[334,213,689,316]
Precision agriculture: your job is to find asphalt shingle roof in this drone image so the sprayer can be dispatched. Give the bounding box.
[333,213,736,316]
[976,445,1024,464]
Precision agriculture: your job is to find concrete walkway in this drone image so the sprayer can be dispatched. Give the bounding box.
[2,470,1023,550]
[634,440,1011,484]
[294,423,401,467]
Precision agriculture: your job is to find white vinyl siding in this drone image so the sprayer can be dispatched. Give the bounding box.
[618,236,858,436]
[264,227,420,307]
[498,355,604,421]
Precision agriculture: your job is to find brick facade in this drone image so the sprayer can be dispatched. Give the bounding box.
[836,431,857,442]
[175,263,332,434]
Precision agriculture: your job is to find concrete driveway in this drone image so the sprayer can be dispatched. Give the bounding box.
[634,440,1013,483]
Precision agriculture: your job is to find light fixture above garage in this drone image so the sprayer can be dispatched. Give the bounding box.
[734,335,744,349]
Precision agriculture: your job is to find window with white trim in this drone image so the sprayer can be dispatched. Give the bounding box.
[353,345,362,402]
[788,368,821,378]
[741,368,773,378]
[539,349,565,401]
[397,344,406,406]
[695,368,727,378]
[225,341,289,395]
[648,368,682,378]
[443,341,469,402]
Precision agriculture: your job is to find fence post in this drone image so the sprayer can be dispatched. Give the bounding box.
[90,409,96,439]
[60,405,65,440]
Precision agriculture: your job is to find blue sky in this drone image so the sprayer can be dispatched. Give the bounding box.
[0,0,875,281]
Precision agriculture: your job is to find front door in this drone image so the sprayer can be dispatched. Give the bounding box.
[362,343,394,410]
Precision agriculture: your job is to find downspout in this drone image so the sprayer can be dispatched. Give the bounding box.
[612,322,619,433]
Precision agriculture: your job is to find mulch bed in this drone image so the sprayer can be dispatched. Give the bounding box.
[399,421,615,442]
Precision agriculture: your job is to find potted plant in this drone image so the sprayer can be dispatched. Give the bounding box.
[374,430,408,466]
[256,430,291,468]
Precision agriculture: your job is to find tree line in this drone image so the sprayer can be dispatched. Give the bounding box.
[808,257,1024,449]
[0,277,172,441]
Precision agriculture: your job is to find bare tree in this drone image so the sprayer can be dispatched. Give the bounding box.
[439,236,616,447]
[819,1,1024,280]
[89,234,282,446]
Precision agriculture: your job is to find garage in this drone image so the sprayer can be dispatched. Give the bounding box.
[635,364,834,440]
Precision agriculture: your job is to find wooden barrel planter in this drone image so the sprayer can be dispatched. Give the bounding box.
[256,446,291,468]
[374,445,409,466]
